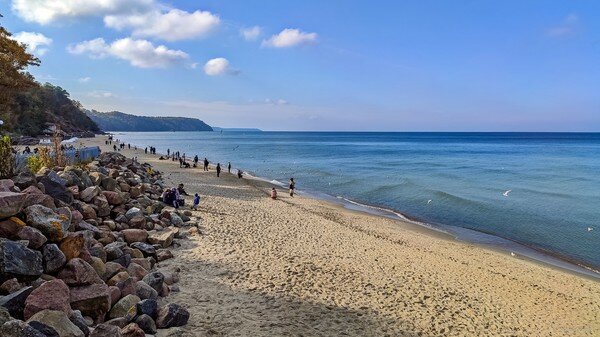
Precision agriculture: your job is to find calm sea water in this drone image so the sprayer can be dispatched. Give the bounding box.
[114,132,600,271]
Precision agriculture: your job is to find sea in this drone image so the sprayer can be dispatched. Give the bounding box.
[112,131,600,276]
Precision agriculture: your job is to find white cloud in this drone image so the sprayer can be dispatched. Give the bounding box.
[11,0,153,25]
[262,28,318,48]
[104,9,220,41]
[78,77,91,83]
[203,57,239,76]
[240,26,261,41]
[13,31,52,56]
[68,37,189,68]
[88,91,115,98]
[264,98,289,105]
[548,13,580,38]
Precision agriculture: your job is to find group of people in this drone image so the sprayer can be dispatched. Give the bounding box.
[145,146,157,155]
[270,178,295,200]
[161,183,201,210]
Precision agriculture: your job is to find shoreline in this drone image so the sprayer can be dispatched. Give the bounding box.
[76,135,600,336]
[107,134,599,280]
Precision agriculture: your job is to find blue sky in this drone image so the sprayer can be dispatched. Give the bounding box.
[1,0,599,131]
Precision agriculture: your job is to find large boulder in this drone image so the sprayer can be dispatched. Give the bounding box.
[134,314,156,334]
[120,323,145,337]
[92,195,111,217]
[0,191,26,218]
[24,205,71,242]
[0,239,43,282]
[130,243,155,258]
[59,233,92,263]
[155,304,189,328]
[57,258,103,286]
[21,186,56,210]
[0,286,33,319]
[24,279,71,320]
[43,244,66,274]
[13,171,37,190]
[69,283,111,321]
[39,171,74,204]
[27,310,84,337]
[169,213,184,227]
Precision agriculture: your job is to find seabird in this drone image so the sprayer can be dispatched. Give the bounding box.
[503,190,511,197]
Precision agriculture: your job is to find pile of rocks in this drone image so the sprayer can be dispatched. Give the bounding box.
[0,152,194,337]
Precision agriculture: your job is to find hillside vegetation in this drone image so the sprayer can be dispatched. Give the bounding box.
[85,110,213,132]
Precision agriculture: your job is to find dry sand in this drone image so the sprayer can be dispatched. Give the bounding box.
[80,136,599,337]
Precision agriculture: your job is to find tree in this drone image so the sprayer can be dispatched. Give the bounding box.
[0,15,40,127]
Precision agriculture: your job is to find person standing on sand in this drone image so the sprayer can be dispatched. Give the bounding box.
[238,169,243,179]
[192,193,201,210]
[204,158,209,171]
[289,178,296,197]
[216,163,221,177]
[167,149,170,156]
[271,188,277,199]
[228,162,231,173]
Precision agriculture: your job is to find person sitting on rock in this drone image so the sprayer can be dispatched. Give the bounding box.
[178,184,189,196]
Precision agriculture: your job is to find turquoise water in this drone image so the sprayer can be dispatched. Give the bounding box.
[114,132,600,271]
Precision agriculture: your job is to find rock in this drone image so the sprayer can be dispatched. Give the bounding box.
[89,323,122,337]
[135,299,157,319]
[126,264,147,282]
[69,283,110,321]
[169,214,184,227]
[24,205,71,242]
[24,279,71,320]
[0,239,43,282]
[27,310,84,337]
[120,323,145,337]
[0,286,33,319]
[155,304,189,328]
[124,208,142,220]
[129,187,141,198]
[102,191,123,206]
[70,210,83,226]
[0,217,26,240]
[68,310,90,337]
[129,258,151,272]
[0,179,15,192]
[88,172,105,187]
[59,234,92,263]
[156,250,174,262]
[0,306,11,326]
[107,271,129,287]
[42,244,66,274]
[127,216,146,230]
[0,191,26,218]
[40,171,74,204]
[100,178,117,192]
[129,243,155,258]
[0,278,23,294]
[22,186,56,210]
[120,229,147,244]
[79,204,97,220]
[115,278,136,299]
[147,228,177,248]
[28,320,60,337]
[133,314,156,334]
[102,262,125,282]
[57,258,103,286]
[108,286,120,307]
[134,281,157,300]
[13,172,37,190]
[108,295,140,320]
[17,227,47,250]
[170,285,180,293]
[92,196,110,217]
[88,257,106,278]
[0,319,46,337]
[79,187,100,203]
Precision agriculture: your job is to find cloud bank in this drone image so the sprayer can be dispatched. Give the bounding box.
[13,31,52,56]
[262,28,317,48]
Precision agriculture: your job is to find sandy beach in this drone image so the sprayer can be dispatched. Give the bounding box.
[78,136,599,337]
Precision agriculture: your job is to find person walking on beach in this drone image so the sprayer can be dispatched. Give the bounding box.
[204,158,209,171]
[228,162,231,173]
[238,169,243,179]
[216,163,221,177]
[167,149,170,156]
[271,188,277,200]
[289,178,296,197]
